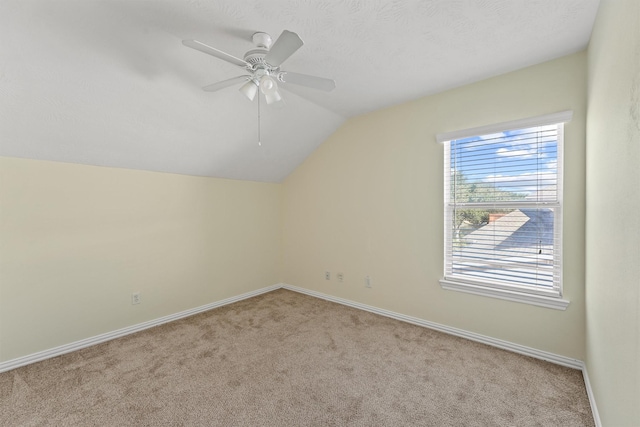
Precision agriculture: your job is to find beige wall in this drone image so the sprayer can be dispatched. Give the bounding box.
[0,157,282,362]
[586,0,640,425]
[3,15,636,421]
[282,52,587,360]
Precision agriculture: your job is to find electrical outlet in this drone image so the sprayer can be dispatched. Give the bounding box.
[325,271,331,280]
[132,292,141,305]
[337,273,344,282]
[365,276,372,288]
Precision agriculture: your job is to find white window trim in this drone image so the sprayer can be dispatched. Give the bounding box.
[436,110,573,143]
[439,279,570,310]
[437,111,572,311]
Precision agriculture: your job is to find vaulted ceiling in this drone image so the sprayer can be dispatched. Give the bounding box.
[0,0,600,182]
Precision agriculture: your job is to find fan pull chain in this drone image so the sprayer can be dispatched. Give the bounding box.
[257,91,261,146]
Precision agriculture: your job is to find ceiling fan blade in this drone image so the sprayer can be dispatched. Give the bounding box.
[202,76,250,92]
[264,30,303,67]
[182,39,249,68]
[279,71,336,92]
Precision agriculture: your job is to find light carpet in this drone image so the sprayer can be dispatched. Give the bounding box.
[0,289,594,426]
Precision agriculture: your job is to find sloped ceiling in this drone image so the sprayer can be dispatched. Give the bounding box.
[0,0,599,182]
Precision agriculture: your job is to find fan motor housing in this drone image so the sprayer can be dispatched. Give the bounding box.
[245,32,277,71]
[243,48,269,67]
[252,32,272,49]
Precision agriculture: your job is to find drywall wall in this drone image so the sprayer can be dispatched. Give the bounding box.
[0,157,282,362]
[586,0,640,424]
[282,52,587,360]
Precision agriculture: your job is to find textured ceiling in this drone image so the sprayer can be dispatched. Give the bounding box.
[0,0,600,182]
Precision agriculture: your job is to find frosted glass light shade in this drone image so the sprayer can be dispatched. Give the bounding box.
[260,76,278,94]
[264,90,282,105]
[260,76,281,104]
[239,80,258,101]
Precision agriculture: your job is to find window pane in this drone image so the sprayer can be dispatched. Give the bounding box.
[451,126,558,203]
[443,117,565,299]
[450,207,555,289]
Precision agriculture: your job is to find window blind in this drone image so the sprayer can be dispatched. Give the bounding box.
[444,122,563,295]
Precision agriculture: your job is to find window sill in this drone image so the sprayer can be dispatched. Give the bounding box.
[439,279,570,310]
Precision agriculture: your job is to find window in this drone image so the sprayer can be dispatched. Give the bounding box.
[437,112,572,310]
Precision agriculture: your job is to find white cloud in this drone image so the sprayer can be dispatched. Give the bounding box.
[485,171,556,183]
[484,171,557,197]
[459,131,507,149]
[496,147,537,158]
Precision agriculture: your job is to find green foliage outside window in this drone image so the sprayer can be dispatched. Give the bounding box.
[451,171,526,240]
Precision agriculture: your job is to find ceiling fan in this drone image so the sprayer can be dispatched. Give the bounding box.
[182,30,336,105]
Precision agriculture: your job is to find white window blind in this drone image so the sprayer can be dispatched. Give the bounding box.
[443,114,568,298]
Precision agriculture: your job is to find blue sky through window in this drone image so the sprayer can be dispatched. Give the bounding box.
[451,124,558,199]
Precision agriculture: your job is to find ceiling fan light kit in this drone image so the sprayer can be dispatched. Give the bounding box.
[182,30,336,106]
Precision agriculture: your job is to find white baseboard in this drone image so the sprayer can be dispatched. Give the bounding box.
[0,284,281,373]
[581,365,602,427]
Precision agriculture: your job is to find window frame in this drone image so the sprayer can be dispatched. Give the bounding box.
[437,111,572,310]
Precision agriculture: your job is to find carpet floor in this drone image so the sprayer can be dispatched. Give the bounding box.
[1,289,594,426]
